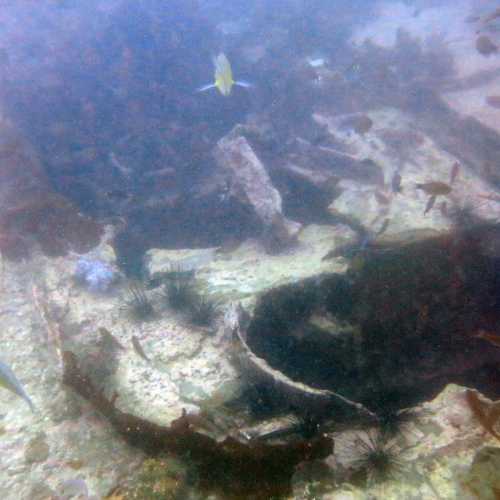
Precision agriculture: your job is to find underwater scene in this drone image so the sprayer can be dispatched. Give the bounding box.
[2,0,500,498]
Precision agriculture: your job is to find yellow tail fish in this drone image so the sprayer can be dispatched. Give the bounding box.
[197,53,252,96]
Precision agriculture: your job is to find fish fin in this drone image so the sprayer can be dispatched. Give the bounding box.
[424,195,437,215]
[24,395,35,413]
[196,83,216,93]
[234,80,253,89]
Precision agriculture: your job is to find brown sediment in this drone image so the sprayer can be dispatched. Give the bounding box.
[62,351,333,500]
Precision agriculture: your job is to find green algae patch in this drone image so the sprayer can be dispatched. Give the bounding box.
[459,446,500,500]
[123,456,189,500]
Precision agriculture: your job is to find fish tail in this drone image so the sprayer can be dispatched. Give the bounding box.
[25,395,35,413]
[234,80,253,89]
[196,83,216,93]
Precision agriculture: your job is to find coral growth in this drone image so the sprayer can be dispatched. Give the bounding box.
[74,258,117,293]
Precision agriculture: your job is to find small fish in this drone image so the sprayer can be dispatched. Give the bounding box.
[197,53,252,96]
[450,162,460,185]
[474,329,500,348]
[109,151,133,178]
[322,241,360,261]
[424,195,437,215]
[131,336,150,362]
[391,172,402,193]
[104,189,130,201]
[307,57,327,68]
[0,359,34,412]
[416,181,452,196]
[216,238,241,254]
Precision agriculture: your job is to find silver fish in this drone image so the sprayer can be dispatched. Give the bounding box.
[0,359,34,412]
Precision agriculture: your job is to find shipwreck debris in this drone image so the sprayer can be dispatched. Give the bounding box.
[62,351,333,499]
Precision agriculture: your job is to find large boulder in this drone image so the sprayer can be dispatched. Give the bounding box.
[214,127,302,253]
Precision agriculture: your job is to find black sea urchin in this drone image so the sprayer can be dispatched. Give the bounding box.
[164,273,196,311]
[349,431,407,486]
[189,296,218,327]
[375,406,427,438]
[126,281,155,322]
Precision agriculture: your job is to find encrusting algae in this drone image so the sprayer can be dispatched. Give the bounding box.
[117,457,190,500]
